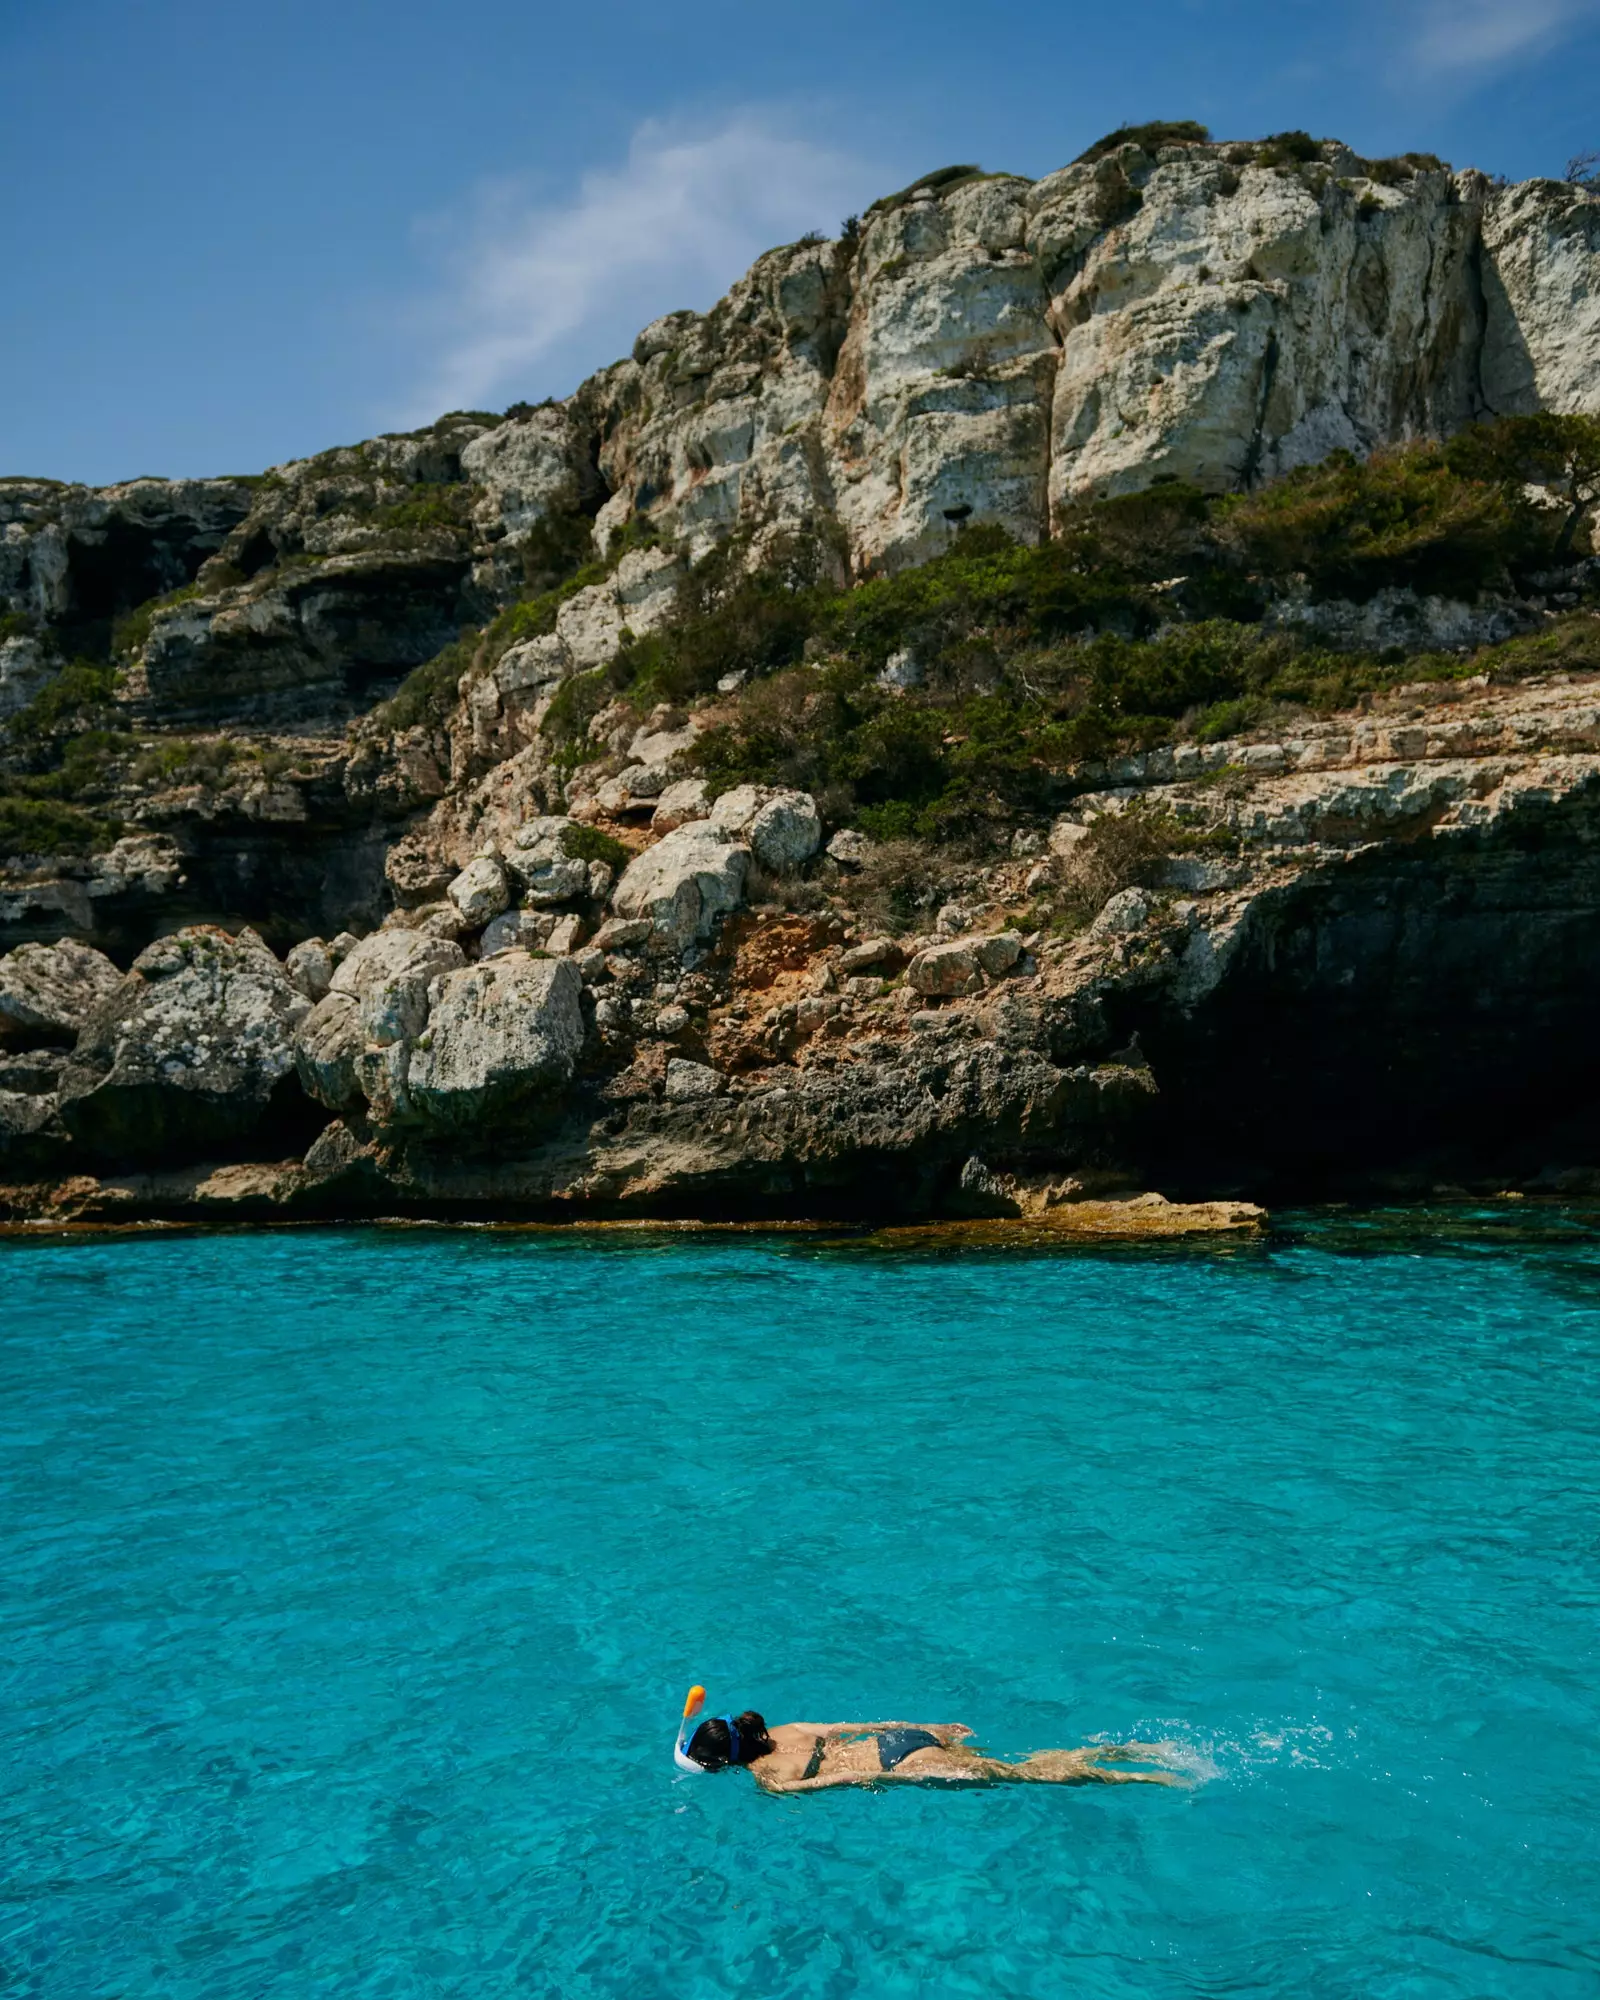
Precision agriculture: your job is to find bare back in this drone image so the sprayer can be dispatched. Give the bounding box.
[747,1722,1188,1794]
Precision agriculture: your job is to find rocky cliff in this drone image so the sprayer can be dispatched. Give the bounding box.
[3,124,1599,1225]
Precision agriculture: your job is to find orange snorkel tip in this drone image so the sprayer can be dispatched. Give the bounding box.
[683,1684,707,1722]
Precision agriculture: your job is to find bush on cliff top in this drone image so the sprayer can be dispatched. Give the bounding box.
[1076,122,1210,165]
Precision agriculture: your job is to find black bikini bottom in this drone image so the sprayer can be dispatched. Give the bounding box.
[876,1728,943,1771]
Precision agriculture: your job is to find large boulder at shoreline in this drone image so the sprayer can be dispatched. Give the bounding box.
[406,953,584,1130]
[294,930,465,1115]
[58,927,309,1163]
[611,822,750,947]
[0,939,122,1047]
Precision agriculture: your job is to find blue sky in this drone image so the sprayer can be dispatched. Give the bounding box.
[4,0,1598,484]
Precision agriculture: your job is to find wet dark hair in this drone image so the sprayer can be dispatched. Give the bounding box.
[684,1710,774,1770]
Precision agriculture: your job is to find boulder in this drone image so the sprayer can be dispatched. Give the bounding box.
[0,939,122,1046]
[447,856,511,926]
[906,940,983,998]
[285,938,334,1002]
[840,936,905,975]
[406,954,584,1130]
[1091,888,1152,936]
[0,1048,69,1163]
[505,817,590,905]
[58,927,310,1164]
[975,932,1023,975]
[651,778,711,833]
[747,792,822,873]
[611,823,750,947]
[664,1058,725,1101]
[480,908,556,957]
[591,917,653,952]
[295,931,465,1112]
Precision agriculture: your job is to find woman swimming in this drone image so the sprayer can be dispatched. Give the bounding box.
[677,1706,1188,1794]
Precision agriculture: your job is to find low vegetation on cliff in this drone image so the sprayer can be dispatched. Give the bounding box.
[522,414,1600,843]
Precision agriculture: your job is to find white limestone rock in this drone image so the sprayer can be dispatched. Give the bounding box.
[747,792,822,873]
[611,822,750,947]
[1481,179,1600,417]
[406,953,584,1130]
[285,938,334,1002]
[651,778,710,833]
[461,406,591,541]
[480,908,557,957]
[505,817,590,906]
[58,927,308,1162]
[295,930,466,1112]
[0,938,122,1045]
[447,855,511,926]
[1091,888,1153,935]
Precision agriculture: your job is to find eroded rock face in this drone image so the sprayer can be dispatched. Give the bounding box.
[1481,179,1600,418]
[58,927,310,1163]
[578,146,1600,573]
[0,939,122,1045]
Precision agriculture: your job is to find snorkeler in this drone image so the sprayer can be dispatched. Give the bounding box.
[673,1688,1188,1794]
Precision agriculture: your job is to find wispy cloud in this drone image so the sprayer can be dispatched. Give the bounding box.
[1409,0,1600,72]
[400,109,881,423]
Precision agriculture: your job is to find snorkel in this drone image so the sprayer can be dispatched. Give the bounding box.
[673,1685,707,1771]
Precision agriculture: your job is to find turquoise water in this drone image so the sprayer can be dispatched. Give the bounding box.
[3,1218,1599,1997]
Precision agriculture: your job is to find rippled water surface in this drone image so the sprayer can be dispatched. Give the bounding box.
[4,1216,1600,1997]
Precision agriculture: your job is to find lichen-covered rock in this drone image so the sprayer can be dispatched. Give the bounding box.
[611,823,750,946]
[0,1048,70,1163]
[505,818,590,905]
[294,930,465,1112]
[0,939,122,1046]
[664,1058,725,1101]
[651,778,711,833]
[1091,888,1152,935]
[285,938,334,1001]
[708,785,821,870]
[58,927,308,1163]
[406,953,583,1130]
[747,792,822,872]
[975,931,1024,975]
[447,855,511,925]
[480,907,557,957]
[907,940,983,996]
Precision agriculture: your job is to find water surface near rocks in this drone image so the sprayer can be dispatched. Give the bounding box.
[4,1215,1599,1997]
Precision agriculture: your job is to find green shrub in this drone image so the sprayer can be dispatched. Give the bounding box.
[868,164,986,215]
[0,610,35,642]
[560,822,628,871]
[0,795,118,856]
[373,638,472,733]
[1215,443,1544,599]
[6,659,118,742]
[1075,121,1210,165]
[372,486,477,539]
[129,737,243,788]
[1444,412,1600,555]
[1256,131,1322,168]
